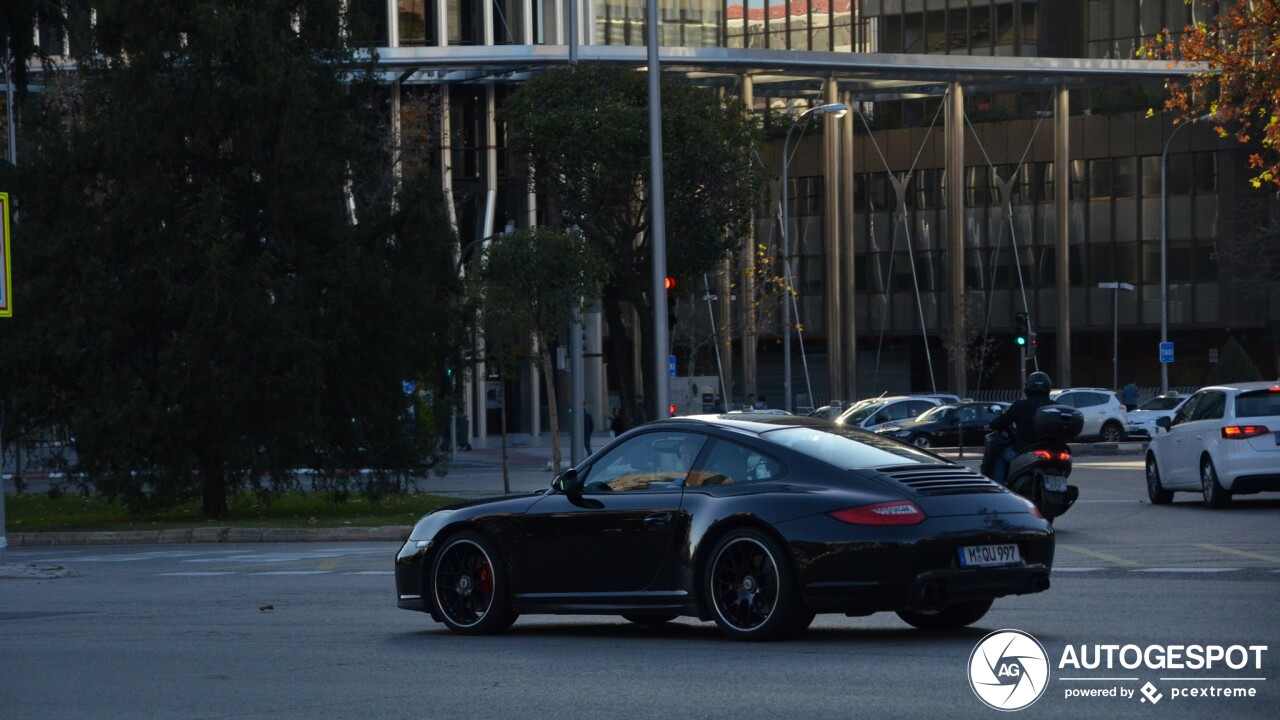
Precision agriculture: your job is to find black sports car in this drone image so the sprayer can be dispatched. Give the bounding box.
[395,414,1053,641]
[875,401,1011,449]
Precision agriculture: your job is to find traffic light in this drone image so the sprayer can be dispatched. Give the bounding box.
[1014,312,1030,347]
[1027,329,1038,358]
[665,276,678,326]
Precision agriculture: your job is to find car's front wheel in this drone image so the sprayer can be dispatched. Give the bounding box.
[1146,455,1173,504]
[705,528,810,641]
[896,599,994,630]
[430,531,517,634]
[909,434,932,449]
[1201,456,1231,509]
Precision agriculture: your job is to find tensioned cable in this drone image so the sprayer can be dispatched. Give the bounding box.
[855,100,946,393]
[963,97,1053,385]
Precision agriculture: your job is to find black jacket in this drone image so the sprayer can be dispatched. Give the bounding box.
[989,393,1053,452]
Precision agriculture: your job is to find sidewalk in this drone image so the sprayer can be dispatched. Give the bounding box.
[2,430,1144,550]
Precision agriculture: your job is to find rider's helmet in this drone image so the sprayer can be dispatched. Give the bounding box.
[1025,371,1052,397]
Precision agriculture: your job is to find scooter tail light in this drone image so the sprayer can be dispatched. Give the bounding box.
[1032,449,1053,461]
[1058,451,1072,462]
[1222,425,1270,439]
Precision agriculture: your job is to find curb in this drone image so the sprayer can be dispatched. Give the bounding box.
[7,525,412,548]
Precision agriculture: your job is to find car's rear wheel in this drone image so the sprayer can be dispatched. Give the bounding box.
[705,528,809,641]
[1100,422,1124,443]
[896,599,993,630]
[621,614,679,626]
[1200,456,1231,509]
[1146,455,1173,504]
[430,531,517,635]
[909,434,932,449]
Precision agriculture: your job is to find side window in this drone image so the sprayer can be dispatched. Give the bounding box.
[1172,392,1204,425]
[687,440,784,488]
[1077,393,1105,409]
[582,431,706,492]
[1192,391,1226,421]
[1055,393,1077,408]
[907,401,933,418]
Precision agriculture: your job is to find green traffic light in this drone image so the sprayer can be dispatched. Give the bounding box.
[1016,337,1026,346]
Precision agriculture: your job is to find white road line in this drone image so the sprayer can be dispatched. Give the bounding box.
[250,570,333,576]
[158,572,236,577]
[345,571,394,576]
[1131,568,1240,573]
[1053,568,1103,572]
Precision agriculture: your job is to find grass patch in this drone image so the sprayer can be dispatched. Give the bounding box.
[3,491,459,533]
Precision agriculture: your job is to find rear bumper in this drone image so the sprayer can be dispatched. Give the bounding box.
[1228,473,1280,494]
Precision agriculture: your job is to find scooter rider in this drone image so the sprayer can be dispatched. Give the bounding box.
[987,371,1054,485]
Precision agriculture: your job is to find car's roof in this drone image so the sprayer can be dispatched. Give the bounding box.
[1194,381,1280,393]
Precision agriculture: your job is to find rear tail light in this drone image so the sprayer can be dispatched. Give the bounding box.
[1032,450,1051,461]
[1222,425,1270,439]
[829,501,926,526]
[1032,449,1071,462]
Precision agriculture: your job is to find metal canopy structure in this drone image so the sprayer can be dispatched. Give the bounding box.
[376,44,1205,97]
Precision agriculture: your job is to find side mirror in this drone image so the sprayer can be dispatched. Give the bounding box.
[553,468,583,495]
[1155,416,1172,430]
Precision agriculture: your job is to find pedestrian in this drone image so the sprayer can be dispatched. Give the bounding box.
[746,392,757,411]
[1121,381,1139,412]
[609,407,628,438]
[583,405,594,455]
[712,396,727,414]
[755,394,767,410]
[633,395,648,426]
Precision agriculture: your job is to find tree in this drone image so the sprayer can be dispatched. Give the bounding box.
[502,65,764,425]
[469,227,607,476]
[1207,335,1263,384]
[0,0,463,517]
[1142,0,1280,190]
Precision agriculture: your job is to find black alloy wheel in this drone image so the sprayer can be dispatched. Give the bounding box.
[1100,422,1124,443]
[1200,457,1231,509]
[705,529,810,641]
[896,599,993,630]
[909,434,932,449]
[430,531,517,634]
[1146,455,1173,504]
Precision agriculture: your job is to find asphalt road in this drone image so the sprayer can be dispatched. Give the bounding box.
[2,460,1277,720]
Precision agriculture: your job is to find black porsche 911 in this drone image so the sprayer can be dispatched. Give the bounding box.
[395,414,1054,641]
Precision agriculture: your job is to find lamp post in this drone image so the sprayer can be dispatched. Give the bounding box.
[1098,282,1134,391]
[781,102,847,413]
[1160,113,1214,395]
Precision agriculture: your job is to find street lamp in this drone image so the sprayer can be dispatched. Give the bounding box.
[1098,282,1134,391]
[781,102,847,412]
[1160,112,1215,395]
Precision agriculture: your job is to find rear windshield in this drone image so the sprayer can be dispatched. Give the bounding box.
[763,426,950,469]
[1235,390,1280,419]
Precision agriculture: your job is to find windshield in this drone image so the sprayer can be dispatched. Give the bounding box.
[1236,390,1280,418]
[842,401,885,424]
[916,405,954,422]
[1138,396,1184,411]
[763,426,949,469]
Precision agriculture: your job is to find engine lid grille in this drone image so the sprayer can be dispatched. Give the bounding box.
[875,464,1002,496]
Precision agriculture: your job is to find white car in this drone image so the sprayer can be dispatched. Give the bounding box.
[1145,381,1280,508]
[1049,388,1128,442]
[1125,393,1189,440]
[835,396,942,432]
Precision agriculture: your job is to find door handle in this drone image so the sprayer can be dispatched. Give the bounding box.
[643,512,672,527]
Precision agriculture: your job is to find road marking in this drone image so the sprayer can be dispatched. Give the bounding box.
[251,570,333,576]
[1194,543,1280,565]
[1057,544,1142,568]
[345,571,394,576]
[318,557,342,571]
[1131,568,1240,573]
[1053,567,1103,572]
[158,572,236,577]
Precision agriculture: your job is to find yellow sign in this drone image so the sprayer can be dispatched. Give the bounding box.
[0,191,9,317]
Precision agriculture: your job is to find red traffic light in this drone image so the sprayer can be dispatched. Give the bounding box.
[669,404,677,416]
[664,276,676,291]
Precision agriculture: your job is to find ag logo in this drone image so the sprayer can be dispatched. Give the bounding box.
[968,629,1050,711]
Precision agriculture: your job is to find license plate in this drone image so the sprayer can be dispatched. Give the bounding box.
[959,544,1022,567]
[1044,475,1068,493]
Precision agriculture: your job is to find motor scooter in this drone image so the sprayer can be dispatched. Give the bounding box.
[983,405,1083,523]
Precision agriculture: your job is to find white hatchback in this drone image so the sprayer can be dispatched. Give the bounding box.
[1145,381,1280,508]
